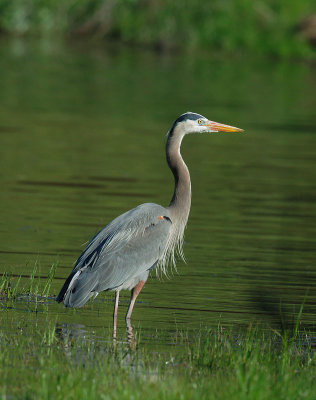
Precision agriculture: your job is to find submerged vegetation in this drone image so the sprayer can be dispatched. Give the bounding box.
[1,272,316,399]
[0,0,315,58]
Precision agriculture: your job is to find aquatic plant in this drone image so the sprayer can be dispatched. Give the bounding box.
[1,319,316,400]
[0,266,315,399]
[0,263,57,300]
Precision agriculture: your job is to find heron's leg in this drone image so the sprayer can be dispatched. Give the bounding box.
[113,290,120,339]
[126,318,135,349]
[125,280,145,321]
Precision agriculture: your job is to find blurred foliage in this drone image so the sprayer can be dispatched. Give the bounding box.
[0,0,315,57]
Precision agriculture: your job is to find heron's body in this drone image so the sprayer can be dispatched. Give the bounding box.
[57,203,172,307]
[56,112,243,327]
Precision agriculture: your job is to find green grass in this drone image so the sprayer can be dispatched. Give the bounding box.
[0,263,57,301]
[0,0,315,58]
[1,319,315,399]
[1,272,316,399]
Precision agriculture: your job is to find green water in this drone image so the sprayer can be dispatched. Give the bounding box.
[1,38,316,343]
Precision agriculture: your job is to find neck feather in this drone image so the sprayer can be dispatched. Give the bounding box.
[166,128,191,223]
[157,126,191,272]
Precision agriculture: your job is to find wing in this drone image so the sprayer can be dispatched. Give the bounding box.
[57,203,172,307]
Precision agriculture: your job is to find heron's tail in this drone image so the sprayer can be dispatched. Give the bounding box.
[56,269,77,303]
[56,268,98,308]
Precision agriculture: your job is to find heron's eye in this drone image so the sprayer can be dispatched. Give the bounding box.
[198,119,203,125]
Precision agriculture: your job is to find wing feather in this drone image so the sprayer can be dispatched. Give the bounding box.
[57,203,172,307]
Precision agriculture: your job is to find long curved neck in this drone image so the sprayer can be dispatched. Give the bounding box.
[166,129,191,221]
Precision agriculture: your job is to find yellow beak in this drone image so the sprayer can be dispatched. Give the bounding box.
[205,120,244,133]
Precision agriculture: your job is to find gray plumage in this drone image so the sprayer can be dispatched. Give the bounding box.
[56,112,243,323]
[57,203,171,307]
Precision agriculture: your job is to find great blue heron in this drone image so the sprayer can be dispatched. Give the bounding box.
[56,112,243,332]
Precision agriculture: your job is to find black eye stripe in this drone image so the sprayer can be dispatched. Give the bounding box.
[168,112,206,137]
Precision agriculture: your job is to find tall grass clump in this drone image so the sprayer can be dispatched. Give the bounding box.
[0,262,57,301]
[187,323,315,399]
[0,0,314,58]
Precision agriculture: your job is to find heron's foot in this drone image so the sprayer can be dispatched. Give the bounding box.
[126,317,135,349]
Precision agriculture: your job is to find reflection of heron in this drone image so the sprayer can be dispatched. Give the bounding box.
[57,112,243,334]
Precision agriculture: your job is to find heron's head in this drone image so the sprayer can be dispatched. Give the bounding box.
[168,112,244,138]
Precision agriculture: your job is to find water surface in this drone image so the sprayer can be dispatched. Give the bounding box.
[1,38,316,343]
